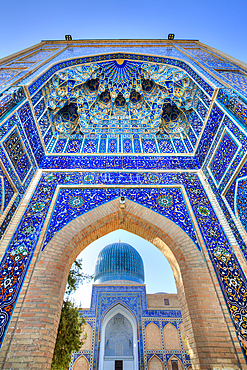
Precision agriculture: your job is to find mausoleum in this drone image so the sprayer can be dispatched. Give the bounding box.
[0,38,247,369]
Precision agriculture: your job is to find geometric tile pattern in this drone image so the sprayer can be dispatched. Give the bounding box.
[3,128,31,182]
[217,88,247,127]
[0,170,15,216]
[219,71,247,96]
[18,102,45,165]
[236,177,247,234]
[209,132,238,184]
[1,40,247,365]
[195,104,224,166]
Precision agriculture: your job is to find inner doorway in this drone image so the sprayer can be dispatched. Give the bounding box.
[115,360,123,370]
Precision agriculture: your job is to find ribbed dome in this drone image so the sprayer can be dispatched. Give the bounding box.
[94,242,145,284]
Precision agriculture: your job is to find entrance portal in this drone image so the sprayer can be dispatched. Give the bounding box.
[0,197,242,369]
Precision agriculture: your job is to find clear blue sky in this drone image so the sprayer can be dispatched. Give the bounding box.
[71,230,176,307]
[0,0,247,63]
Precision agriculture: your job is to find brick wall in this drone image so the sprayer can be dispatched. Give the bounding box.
[146,293,180,309]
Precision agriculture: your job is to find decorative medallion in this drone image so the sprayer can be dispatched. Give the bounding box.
[157,195,173,208]
[213,245,231,263]
[32,202,45,212]
[22,225,36,237]
[39,186,51,194]
[10,244,28,262]
[84,174,95,183]
[197,205,211,217]
[44,174,57,182]
[206,227,220,239]
[147,174,159,183]
[189,188,201,195]
[69,196,85,208]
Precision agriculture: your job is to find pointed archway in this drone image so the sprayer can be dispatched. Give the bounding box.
[1,198,240,369]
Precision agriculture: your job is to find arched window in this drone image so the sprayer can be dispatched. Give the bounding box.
[168,356,184,370]
[73,355,89,370]
[145,323,162,350]
[148,355,163,370]
[163,323,181,350]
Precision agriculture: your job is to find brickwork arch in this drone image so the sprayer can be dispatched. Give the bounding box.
[148,355,163,370]
[1,198,240,369]
[163,323,181,350]
[167,355,184,370]
[145,323,162,350]
[72,355,89,370]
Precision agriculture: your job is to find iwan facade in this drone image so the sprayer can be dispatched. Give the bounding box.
[0,38,247,369]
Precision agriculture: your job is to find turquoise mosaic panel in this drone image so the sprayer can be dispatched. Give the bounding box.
[123,139,132,153]
[53,139,66,153]
[142,139,157,153]
[158,139,174,153]
[108,139,117,153]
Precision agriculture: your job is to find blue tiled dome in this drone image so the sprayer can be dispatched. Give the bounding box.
[94,242,145,284]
